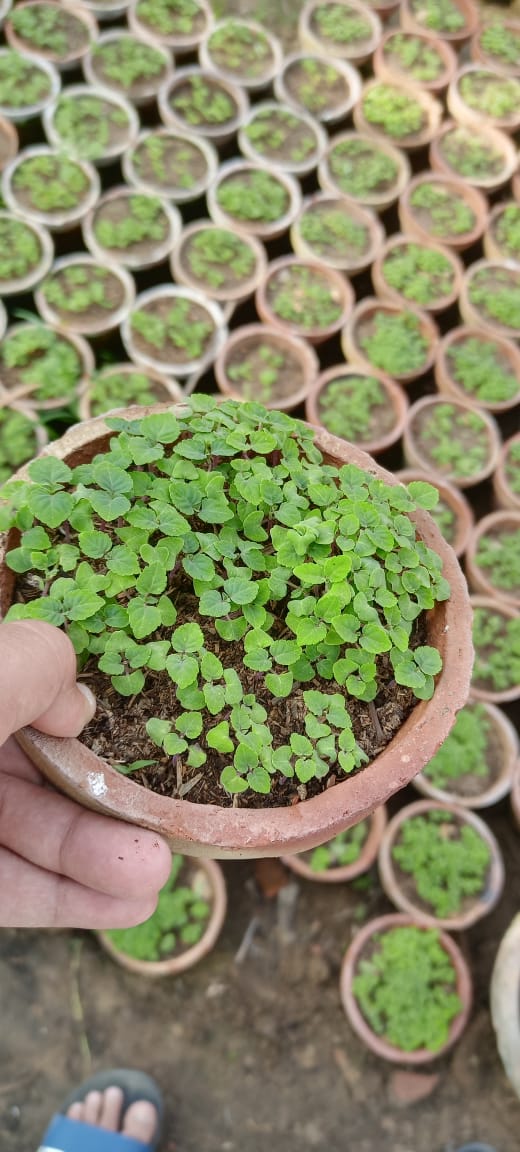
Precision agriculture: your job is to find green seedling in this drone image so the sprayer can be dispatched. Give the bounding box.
[459,71,520,120]
[359,310,429,376]
[479,21,520,67]
[0,408,39,483]
[93,35,167,90]
[328,138,399,199]
[313,2,372,44]
[132,132,206,190]
[244,108,317,164]
[217,169,289,223]
[446,336,519,404]
[410,0,466,33]
[468,266,520,331]
[413,402,491,480]
[475,524,520,593]
[185,228,255,290]
[423,701,491,790]
[12,154,90,214]
[307,821,368,871]
[392,808,491,918]
[88,369,163,418]
[266,263,343,330]
[495,204,520,262]
[41,263,118,315]
[440,125,505,179]
[0,217,41,282]
[10,3,87,57]
[136,0,203,35]
[130,298,213,361]
[207,20,272,76]
[286,56,348,116]
[363,83,425,139]
[317,375,392,443]
[94,194,169,251]
[170,75,236,126]
[53,93,130,160]
[1,324,83,403]
[385,32,444,82]
[104,853,211,960]
[299,205,368,258]
[409,181,475,237]
[0,50,51,108]
[382,242,454,306]
[472,606,520,692]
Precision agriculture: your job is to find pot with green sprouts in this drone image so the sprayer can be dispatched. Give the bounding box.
[403,396,501,489]
[414,699,518,809]
[435,326,520,414]
[460,260,520,341]
[341,914,472,1062]
[123,128,218,205]
[0,320,93,410]
[448,65,520,134]
[255,255,353,346]
[0,405,47,485]
[238,101,326,178]
[128,0,213,54]
[485,203,520,268]
[200,18,282,92]
[373,234,462,314]
[171,221,266,310]
[399,173,487,252]
[373,30,457,94]
[207,160,301,242]
[342,297,438,384]
[43,84,139,166]
[305,364,408,456]
[83,186,181,271]
[355,80,442,150]
[318,131,410,212]
[379,800,504,928]
[2,147,100,233]
[79,362,182,421]
[121,286,227,380]
[494,434,520,515]
[5,0,97,71]
[274,53,361,127]
[471,17,520,78]
[291,193,384,276]
[214,324,319,411]
[158,67,248,147]
[282,805,387,882]
[470,597,520,704]
[465,512,520,610]
[97,853,227,975]
[0,395,471,858]
[401,0,478,44]
[0,211,54,296]
[35,254,135,339]
[0,49,60,122]
[83,30,173,106]
[430,120,517,192]
[299,0,382,65]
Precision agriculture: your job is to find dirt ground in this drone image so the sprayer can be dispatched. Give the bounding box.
[1,782,520,1152]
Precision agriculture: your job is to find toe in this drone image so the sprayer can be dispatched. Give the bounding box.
[99,1086,125,1131]
[66,1101,85,1123]
[122,1100,158,1145]
[82,1089,103,1126]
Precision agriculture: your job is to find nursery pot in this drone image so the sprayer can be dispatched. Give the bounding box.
[434,326,520,415]
[413,699,518,809]
[398,172,487,252]
[96,856,227,977]
[1,145,101,233]
[318,130,410,213]
[2,403,473,859]
[207,159,302,243]
[123,128,218,206]
[371,232,463,315]
[378,799,505,929]
[429,120,517,193]
[170,220,266,309]
[255,255,354,346]
[214,323,318,411]
[290,193,384,277]
[274,52,362,127]
[0,49,60,122]
[340,913,472,1063]
[373,30,457,95]
[34,253,135,339]
[471,17,520,78]
[484,202,520,267]
[128,0,213,54]
[298,0,382,66]
[465,512,520,609]
[305,363,408,456]
[158,66,249,149]
[281,805,387,883]
[459,260,520,342]
[399,0,479,46]
[237,100,327,179]
[0,321,94,411]
[353,79,442,152]
[402,395,502,490]
[342,297,438,386]
[0,210,54,296]
[395,468,474,560]
[82,185,181,272]
[121,285,227,379]
[78,362,183,421]
[447,65,520,135]
[470,596,520,705]
[82,29,173,107]
[0,113,17,173]
[5,0,98,72]
[199,18,283,93]
[43,84,140,168]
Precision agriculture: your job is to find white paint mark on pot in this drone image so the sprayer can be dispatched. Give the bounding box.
[87,771,108,798]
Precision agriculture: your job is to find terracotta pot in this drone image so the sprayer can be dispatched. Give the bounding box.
[0,321,94,411]
[354,79,442,152]
[291,192,384,276]
[0,113,17,173]
[5,0,97,72]
[0,49,60,122]
[255,255,354,346]
[43,83,139,168]
[493,433,520,514]
[214,323,318,411]
[121,285,227,379]
[238,100,327,178]
[318,130,410,212]
[171,219,266,309]
[372,232,463,315]
[484,202,520,267]
[34,253,135,338]
[96,856,227,977]
[340,913,472,1063]
[274,52,362,127]
[123,128,218,206]
[199,18,283,93]
[342,296,438,385]
[82,185,181,271]
[471,18,520,78]
[2,145,100,233]
[78,362,183,421]
[400,0,479,45]
[459,260,520,342]
[403,395,502,489]
[128,0,213,53]
[373,29,457,95]
[394,468,474,560]
[281,805,387,882]
[469,595,520,705]
[3,403,473,859]
[429,119,517,193]
[0,209,54,296]
[207,159,302,243]
[447,65,520,135]
[82,29,173,106]
[413,698,518,809]
[298,0,382,65]
[158,66,249,148]
[305,363,408,455]
[378,799,504,929]
[398,172,487,252]
[435,326,520,415]
[465,511,520,609]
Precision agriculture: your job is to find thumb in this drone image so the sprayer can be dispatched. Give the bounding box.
[0,620,96,745]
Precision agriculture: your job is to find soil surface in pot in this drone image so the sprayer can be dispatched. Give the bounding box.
[298,202,372,264]
[91,38,169,99]
[9,3,91,60]
[167,76,239,131]
[317,375,397,444]
[437,124,506,181]
[52,93,132,158]
[131,133,209,192]
[135,0,207,40]
[42,265,126,326]
[92,195,170,261]
[244,109,319,167]
[283,57,351,118]
[422,703,507,800]
[222,335,308,404]
[11,155,92,216]
[327,137,400,199]
[130,296,215,365]
[390,809,493,920]
[181,229,257,295]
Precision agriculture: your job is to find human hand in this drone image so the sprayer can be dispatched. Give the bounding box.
[0,620,171,928]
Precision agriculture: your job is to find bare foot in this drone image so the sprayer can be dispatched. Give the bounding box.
[67,1086,157,1144]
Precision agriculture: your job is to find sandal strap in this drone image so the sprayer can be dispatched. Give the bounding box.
[39,1114,153,1152]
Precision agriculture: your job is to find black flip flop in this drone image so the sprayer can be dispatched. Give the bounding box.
[38,1067,163,1152]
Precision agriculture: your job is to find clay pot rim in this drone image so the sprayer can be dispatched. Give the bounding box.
[157,65,249,145]
[43,83,140,167]
[207,158,302,241]
[413,698,518,809]
[170,217,267,305]
[274,52,362,125]
[340,912,473,1063]
[96,857,227,976]
[447,63,520,133]
[214,322,318,411]
[1,144,101,233]
[82,27,173,105]
[0,320,94,411]
[398,171,488,251]
[238,98,327,178]
[298,0,382,65]
[394,467,474,560]
[6,401,473,859]
[465,510,520,609]
[290,191,385,275]
[0,49,61,122]
[493,432,520,514]
[429,119,517,191]
[122,127,219,204]
[378,798,505,929]
[199,18,283,92]
[121,284,227,379]
[5,0,98,71]
[281,805,387,882]
[470,595,520,704]
[0,208,54,296]
[78,361,183,422]
[34,252,136,338]
[82,183,182,272]
[373,28,457,93]
[484,200,520,267]
[318,129,411,211]
[353,78,442,152]
[372,230,464,315]
[434,324,520,414]
[341,296,439,384]
[305,362,408,455]
[400,0,479,44]
[255,254,354,345]
[403,394,502,489]
[460,258,520,341]
[127,0,213,51]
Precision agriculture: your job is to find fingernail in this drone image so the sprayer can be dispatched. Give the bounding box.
[77,682,97,721]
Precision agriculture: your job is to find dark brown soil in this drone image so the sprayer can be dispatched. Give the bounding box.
[132,135,209,192]
[92,196,170,260]
[130,296,216,365]
[283,58,350,117]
